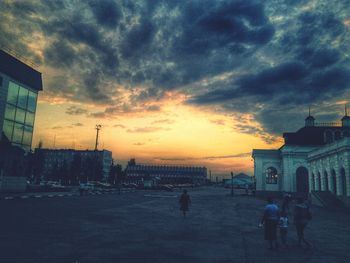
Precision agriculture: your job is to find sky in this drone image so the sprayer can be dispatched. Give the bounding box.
[1,0,350,177]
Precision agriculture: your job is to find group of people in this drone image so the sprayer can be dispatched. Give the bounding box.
[261,193,312,249]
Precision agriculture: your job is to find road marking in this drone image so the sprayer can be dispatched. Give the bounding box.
[21,196,29,199]
[5,196,14,200]
[35,195,42,198]
[58,194,64,197]
[143,194,177,198]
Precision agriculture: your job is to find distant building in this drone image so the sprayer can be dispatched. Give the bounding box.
[252,110,350,197]
[223,173,254,188]
[0,49,43,152]
[35,149,112,182]
[125,159,207,184]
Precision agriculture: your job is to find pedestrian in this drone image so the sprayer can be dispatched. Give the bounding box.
[279,210,289,248]
[179,189,191,218]
[294,197,312,249]
[260,197,280,249]
[282,192,291,214]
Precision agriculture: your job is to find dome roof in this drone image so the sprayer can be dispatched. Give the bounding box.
[342,115,350,121]
[305,115,315,121]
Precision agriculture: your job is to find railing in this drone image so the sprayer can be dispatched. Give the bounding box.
[314,122,341,127]
[0,44,38,69]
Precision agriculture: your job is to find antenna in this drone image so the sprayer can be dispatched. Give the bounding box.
[308,105,311,116]
[345,105,348,116]
[95,125,102,151]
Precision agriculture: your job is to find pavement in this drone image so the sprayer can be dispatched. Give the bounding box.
[0,186,349,263]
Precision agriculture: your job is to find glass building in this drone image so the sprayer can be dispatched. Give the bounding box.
[0,49,42,152]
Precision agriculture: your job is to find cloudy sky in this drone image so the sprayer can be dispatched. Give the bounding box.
[1,0,350,176]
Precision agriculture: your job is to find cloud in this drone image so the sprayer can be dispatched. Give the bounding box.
[113,124,126,129]
[51,126,63,130]
[1,0,350,138]
[133,142,145,146]
[72,123,84,127]
[66,106,89,116]
[127,127,171,133]
[155,152,251,161]
[151,119,175,125]
[210,120,226,126]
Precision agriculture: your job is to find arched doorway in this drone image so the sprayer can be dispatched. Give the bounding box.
[340,168,347,196]
[324,171,329,191]
[331,169,337,195]
[296,167,309,193]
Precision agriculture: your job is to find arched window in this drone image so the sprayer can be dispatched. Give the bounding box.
[266,167,278,184]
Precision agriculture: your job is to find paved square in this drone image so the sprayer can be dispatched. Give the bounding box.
[0,187,349,263]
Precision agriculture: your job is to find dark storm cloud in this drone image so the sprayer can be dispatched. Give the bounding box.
[88,0,121,28]
[1,0,350,138]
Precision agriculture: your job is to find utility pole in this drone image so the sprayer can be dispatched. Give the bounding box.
[231,172,234,196]
[94,125,102,151]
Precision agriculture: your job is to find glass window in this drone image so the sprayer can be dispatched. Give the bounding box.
[25,111,35,126]
[27,91,37,112]
[15,108,26,123]
[13,123,24,144]
[17,86,29,109]
[266,167,278,184]
[3,120,14,140]
[7,82,19,105]
[4,104,16,120]
[22,125,33,146]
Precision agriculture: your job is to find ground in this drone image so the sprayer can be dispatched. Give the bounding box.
[0,187,349,263]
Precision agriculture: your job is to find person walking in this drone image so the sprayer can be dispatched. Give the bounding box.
[282,192,291,214]
[294,197,312,249]
[260,197,280,249]
[179,189,191,218]
[279,211,289,248]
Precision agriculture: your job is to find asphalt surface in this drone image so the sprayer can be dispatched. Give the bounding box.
[0,187,349,263]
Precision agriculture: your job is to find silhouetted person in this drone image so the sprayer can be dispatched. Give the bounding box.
[282,192,291,214]
[294,197,312,249]
[260,197,280,249]
[179,189,191,218]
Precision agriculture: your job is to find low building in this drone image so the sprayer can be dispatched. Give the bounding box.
[125,159,207,185]
[35,148,112,182]
[252,110,350,197]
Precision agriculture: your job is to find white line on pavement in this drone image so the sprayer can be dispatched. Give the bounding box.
[4,197,14,200]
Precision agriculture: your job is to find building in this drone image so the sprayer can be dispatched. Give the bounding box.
[252,110,350,197]
[125,159,207,185]
[0,49,42,191]
[35,149,112,182]
[0,49,43,152]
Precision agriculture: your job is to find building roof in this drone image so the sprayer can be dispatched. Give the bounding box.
[283,126,350,146]
[0,49,42,91]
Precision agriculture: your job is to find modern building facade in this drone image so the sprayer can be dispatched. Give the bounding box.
[0,49,42,152]
[125,159,207,184]
[35,149,112,182]
[252,111,350,197]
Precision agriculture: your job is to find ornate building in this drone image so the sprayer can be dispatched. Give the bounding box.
[252,109,350,196]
